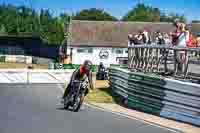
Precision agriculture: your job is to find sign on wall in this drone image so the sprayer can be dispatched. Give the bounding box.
[99,49,109,59]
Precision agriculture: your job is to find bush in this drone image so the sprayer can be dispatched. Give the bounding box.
[0,56,5,62]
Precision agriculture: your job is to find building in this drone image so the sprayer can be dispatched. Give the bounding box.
[67,20,175,66]
[0,34,60,64]
[191,23,200,36]
[70,45,128,67]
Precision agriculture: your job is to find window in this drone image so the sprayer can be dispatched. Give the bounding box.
[125,50,128,54]
[115,49,123,54]
[112,49,115,53]
[0,48,5,54]
[77,49,86,53]
[77,48,93,53]
[15,48,25,55]
[88,48,93,53]
[0,48,8,55]
[112,48,124,54]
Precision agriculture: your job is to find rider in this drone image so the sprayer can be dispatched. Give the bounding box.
[62,60,94,99]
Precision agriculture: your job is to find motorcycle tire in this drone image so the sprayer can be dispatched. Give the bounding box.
[72,94,85,112]
[64,102,70,109]
[64,97,70,109]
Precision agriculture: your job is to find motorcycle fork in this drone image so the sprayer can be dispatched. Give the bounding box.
[73,84,81,103]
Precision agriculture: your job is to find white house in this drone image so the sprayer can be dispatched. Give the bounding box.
[66,20,175,66]
[67,46,128,67]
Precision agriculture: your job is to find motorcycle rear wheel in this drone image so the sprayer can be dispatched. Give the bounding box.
[64,97,70,109]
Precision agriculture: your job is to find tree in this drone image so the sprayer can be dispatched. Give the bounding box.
[73,8,118,21]
[160,13,187,23]
[0,25,6,33]
[122,4,161,22]
[122,3,187,22]
[192,20,200,23]
[0,4,68,45]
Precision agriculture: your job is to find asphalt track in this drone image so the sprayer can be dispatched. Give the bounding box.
[0,84,176,133]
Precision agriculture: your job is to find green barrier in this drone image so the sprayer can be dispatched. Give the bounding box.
[48,63,54,69]
[127,99,161,115]
[127,95,162,114]
[110,64,128,69]
[0,56,5,62]
[53,63,98,72]
[63,64,76,69]
[109,67,200,126]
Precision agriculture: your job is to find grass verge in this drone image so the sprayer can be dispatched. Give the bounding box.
[0,63,48,69]
[85,80,117,104]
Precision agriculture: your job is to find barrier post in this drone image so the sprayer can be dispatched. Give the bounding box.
[27,69,29,84]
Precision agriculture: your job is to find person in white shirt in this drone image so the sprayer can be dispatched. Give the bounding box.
[143,29,150,44]
[174,23,189,76]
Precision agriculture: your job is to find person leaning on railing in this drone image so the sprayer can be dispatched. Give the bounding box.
[196,33,200,60]
[155,31,165,45]
[171,21,190,76]
[128,34,134,46]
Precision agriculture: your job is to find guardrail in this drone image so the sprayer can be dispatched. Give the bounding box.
[128,44,200,79]
[109,67,200,126]
[0,69,74,83]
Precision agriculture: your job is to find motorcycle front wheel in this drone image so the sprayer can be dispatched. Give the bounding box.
[72,94,85,112]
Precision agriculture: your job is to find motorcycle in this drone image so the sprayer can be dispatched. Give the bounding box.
[63,78,89,112]
[96,67,109,80]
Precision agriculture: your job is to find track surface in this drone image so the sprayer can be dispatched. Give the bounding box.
[0,84,175,133]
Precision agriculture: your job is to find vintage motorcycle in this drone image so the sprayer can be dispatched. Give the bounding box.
[63,78,89,112]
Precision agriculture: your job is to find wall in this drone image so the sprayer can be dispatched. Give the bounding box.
[0,55,32,64]
[68,47,128,67]
[191,23,200,35]
[32,57,53,64]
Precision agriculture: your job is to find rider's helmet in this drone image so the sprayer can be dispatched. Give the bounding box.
[83,60,92,71]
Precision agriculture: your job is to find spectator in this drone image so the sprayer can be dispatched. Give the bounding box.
[177,23,190,47]
[128,34,134,46]
[187,33,198,57]
[163,33,172,45]
[155,31,165,45]
[196,33,200,59]
[196,33,200,47]
[143,29,151,44]
[170,19,182,46]
[133,30,144,45]
[173,22,190,75]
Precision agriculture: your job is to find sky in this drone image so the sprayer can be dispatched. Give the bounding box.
[1,0,200,22]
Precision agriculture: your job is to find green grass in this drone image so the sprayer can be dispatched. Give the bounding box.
[86,89,115,103]
[0,63,48,69]
[85,80,117,103]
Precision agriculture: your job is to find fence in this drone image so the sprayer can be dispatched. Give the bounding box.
[128,44,200,79]
[109,67,200,126]
[0,55,32,64]
[0,69,74,83]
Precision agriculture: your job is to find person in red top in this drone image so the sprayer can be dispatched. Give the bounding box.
[62,60,94,99]
[170,19,182,46]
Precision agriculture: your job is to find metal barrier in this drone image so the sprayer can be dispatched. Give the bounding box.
[0,69,74,83]
[109,67,200,126]
[128,44,200,79]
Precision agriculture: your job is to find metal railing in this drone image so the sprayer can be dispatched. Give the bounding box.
[128,44,200,80]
